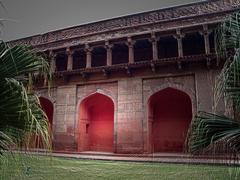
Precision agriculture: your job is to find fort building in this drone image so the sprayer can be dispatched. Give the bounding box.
[10,0,240,153]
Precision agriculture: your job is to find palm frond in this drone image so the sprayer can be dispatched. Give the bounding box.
[214,48,240,112]
[215,12,240,60]
[0,78,51,152]
[0,131,13,154]
[0,40,52,153]
[188,111,240,154]
[188,11,240,155]
[214,11,240,113]
[0,41,51,85]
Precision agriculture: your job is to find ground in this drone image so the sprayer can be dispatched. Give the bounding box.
[0,153,239,180]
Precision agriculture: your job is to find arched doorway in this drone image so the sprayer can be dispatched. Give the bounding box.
[79,93,114,152]
[39,97,53,128]
[34,97,54,148]
[148,88,192,153]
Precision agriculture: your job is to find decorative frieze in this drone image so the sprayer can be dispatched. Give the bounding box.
[9,0,240,49]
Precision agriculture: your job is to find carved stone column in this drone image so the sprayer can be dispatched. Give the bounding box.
[151,32,158,61]
[174,29,184,58]
[105,41,113,66]
[49,50,56,73]
[85,44,92,68]
[66,47,73,71]
[202,25,211,55]
[127,37,135,64]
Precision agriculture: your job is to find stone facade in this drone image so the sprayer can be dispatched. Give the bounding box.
[35,68,225,153]
[11,0,240,153]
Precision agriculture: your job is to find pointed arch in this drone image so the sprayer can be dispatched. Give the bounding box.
[39,96,54,128]
[78,92,114,152]
[148,87,192,153]
[32,96,54,149]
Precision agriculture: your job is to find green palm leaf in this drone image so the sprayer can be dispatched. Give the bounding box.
[189,11,240,155]
[188,111,240,154]
[0,40,51,153]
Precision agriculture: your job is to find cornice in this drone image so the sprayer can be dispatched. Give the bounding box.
[9,0,240,49]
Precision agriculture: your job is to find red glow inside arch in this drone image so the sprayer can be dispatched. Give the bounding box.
[148,88,192,153]
[79,93,114,152]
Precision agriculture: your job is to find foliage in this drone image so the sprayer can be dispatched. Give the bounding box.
[188,111,240,154]
[0,41,51,153]
[188,12,240,155]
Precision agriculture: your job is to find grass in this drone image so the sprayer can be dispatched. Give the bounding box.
[0,153,240,180]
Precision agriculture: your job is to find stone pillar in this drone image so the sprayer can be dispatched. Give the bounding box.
[66,47,73,71]
[85,44,92,68]
[175,29,184,58]
[202,25,210,55]
[127,37,135,64]
[49,50,56,73]
[55,85,77,151]
[105,41,113,66]
[117,79,144,153]
[151,32,158,61]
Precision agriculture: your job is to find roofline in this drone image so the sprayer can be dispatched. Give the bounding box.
[41,0,209,34]
[9,0,214,42]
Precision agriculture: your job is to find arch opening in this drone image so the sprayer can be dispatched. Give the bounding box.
[112,43,129,65]
[78,93,114,152]
[56,53,68,71]
[39,97,53,128]
[148,88,192,153]
[73,49,86,69]
[91,47,107,67]
[134,39,153,62]
[33,97,54,149]
[158,36,178,58]
[183,32,205,56]
[209,32,215,53]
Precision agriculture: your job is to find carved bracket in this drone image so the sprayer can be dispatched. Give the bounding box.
[102,68,110,77]
[125,66,132,76]
[150,62,156,73]
[177,60,182,70]
[81,72,89,79]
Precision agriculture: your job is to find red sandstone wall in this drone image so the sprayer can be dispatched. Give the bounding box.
[36,68,224,154]
[117,79,144,153]
[54,86,77,151]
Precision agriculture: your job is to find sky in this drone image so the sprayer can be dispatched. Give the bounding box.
[0,0,201,41]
